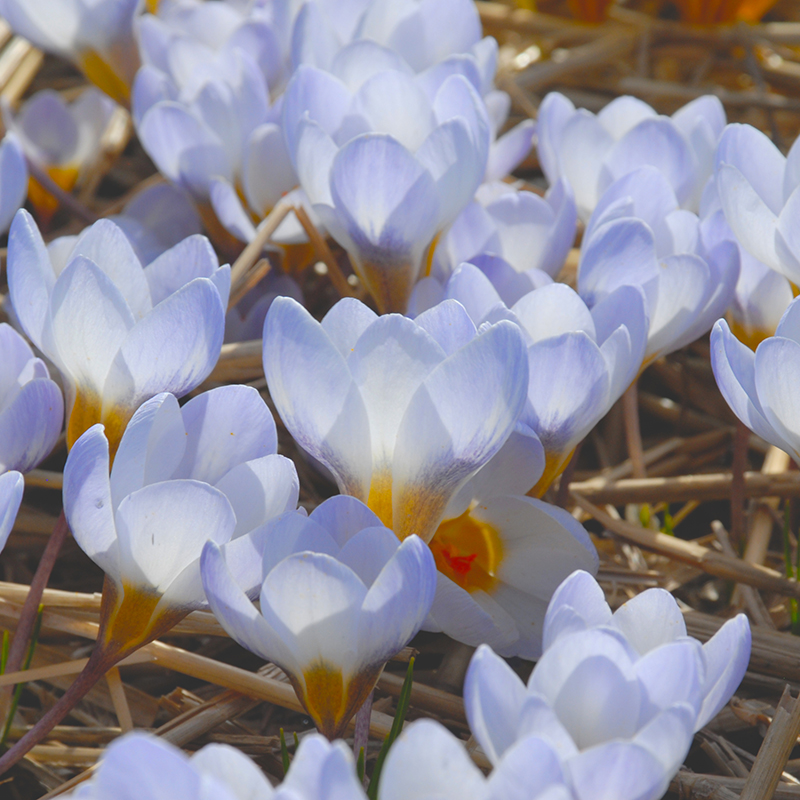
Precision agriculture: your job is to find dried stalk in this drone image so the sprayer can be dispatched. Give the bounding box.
[571,491,800,598]
[740,688,800,800]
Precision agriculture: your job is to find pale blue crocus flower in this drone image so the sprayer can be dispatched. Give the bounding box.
[714,122,800,287]
[201,495,437,739]
[711,296,800,465]
[0,0,140,105]
[61,728,367,800]
[379,718,572,800]
[412,263,648,496]
[282,49,490,312]
[430,181,576,282]
[63,385,299,659]
[7,210,229,454]
[538,92,725,219]
[578,165,739,369]
[465,631,707,800]
[1,88,116,222]
[263,295,527,543]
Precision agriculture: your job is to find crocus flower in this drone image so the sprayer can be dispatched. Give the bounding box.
[431,181,576,282]
[700,185,792,350]
[134,44,303,249]
[414,264,648,494]
[292,0,483,75]
[7,210,229,454]
[465,636,704,800]
[379,718,572,800]
[0,323,63,473]
[542,570,751,731]
[538,92,725,219]
[63,385,298,657]
[137,0,290,94]
[0,0,140,105]
[0,471,24,555]
[711,297,800,464]
[0,133,27,235]
[201,495,437,739]
[62,729,367,800]
[579,166,739,369]
[714,123,800,286]
[283,51,490,311]
[2,88,116,223]
[263,295,527,543]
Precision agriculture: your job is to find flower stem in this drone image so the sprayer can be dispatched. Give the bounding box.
[0,642,120,775]
[353,689,373,786]
[0,510,70,726]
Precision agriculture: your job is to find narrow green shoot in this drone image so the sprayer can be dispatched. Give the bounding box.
[367,656,415,800]
[279,728,291,777]
[1,606,44,747]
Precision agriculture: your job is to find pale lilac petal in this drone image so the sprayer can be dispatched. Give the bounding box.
[391,320,528,542]
[175,385,278,485]
[103,277,225,414]
[413,298,477,356]
[0,471,23,552]
[358,535,437,666]
[711,320,785,449]
[464,643,527,765]
[612,588,687,654]
[50,256,135,396]
[68,220,151,318]
[754,336,800,460]
[543,569,612,651]
[0,134,28,235]
[263,297,372,499]
[379,719,484,800]
[209,178,258,243]
[307,494,384,547]
[214,454,299,537]
[116,480,236,597]
[696,614,751,729]
[567,742,668,800]
[0,377,63,473]
[7,209,58,350]
[717,163,780,272]
[63,424,118,578]
[485,119,535,182]
[201,540,298,669]
[144,234,223,307]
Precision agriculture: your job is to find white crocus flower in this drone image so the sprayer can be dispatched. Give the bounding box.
[7,210,229,455]
[201,495,437,739]
[2,88,116,222]
[0,0,141,105]
[263,295,527,543]
[63,385,299,656]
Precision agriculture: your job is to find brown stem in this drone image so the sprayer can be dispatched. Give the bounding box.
[0,510,70,723]
[622,381,646,480]
[0,643,119,775]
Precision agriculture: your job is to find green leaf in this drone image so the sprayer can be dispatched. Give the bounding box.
[356,746,365,782]
[367,657,414,800]
[279,728,291,777]
[1,605,44,747]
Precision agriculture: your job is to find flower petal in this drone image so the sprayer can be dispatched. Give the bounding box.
[263,297,372,499]
[0,470,23,553]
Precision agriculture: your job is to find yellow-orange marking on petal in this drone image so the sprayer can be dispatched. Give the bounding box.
[79,51,131,106]
[429,508,504,593]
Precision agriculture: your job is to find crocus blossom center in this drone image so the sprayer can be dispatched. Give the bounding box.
[28,165,80,223]
[429,508,504,593]
[67,391,132,461]
[299,660,382,740]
